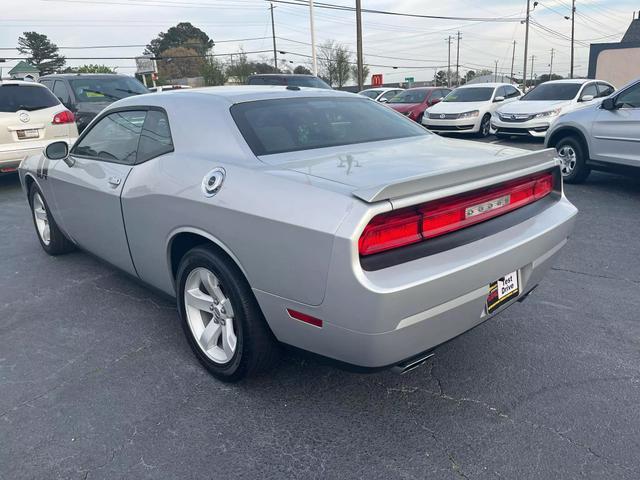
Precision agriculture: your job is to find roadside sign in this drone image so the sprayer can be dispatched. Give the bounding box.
[135,56,156,75]
[405,76,415,83]
[371,74,383,86]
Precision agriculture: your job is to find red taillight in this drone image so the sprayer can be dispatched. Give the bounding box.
[359,171,554,256]
[52,110,75,124]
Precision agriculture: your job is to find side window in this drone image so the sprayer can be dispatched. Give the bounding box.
[40,79,53,91]
[137,110,174,163]
[597,83,615,98]
[581,83,598,100]
[430,90,444,101]
[53,81,70,105]
[381,90,398,101]
[72,110,147,165]
[495,86,507,100]
[506,86,520,98]
[616,82,640,108]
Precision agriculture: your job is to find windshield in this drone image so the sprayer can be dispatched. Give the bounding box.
[443,87,494,102]
[231,97,427,156]
[0,84,59,113]
[359,90,382,99]
[69,77,149,103]
[387,89,428,104]
[521,83,581,101]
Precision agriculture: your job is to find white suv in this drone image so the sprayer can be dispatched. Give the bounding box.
[493,79,615,139]
[0,81,78,175]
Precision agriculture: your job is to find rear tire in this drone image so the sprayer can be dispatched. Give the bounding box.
[555,135,590,184]
[176,245,280,382]
[28,183,75,255]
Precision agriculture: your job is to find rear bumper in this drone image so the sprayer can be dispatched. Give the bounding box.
[423,116,481,133]
[255,194,577,368]
[0,138,76,172]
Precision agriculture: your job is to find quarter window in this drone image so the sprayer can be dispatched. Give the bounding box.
[597,83,615,98]
[72,110,147,164]
[137,110,174,162]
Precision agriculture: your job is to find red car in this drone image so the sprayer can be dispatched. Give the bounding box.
[386,87,451,123]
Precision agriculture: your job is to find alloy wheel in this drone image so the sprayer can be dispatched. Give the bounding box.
[184,267,237,364]
[558,145,577,176]
[32,193,50,246]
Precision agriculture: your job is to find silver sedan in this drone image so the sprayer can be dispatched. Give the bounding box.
[19,86,577,381]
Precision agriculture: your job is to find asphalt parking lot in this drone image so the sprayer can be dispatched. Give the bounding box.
[1,138,639,480]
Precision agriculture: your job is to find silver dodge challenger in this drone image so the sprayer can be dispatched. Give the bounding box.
[19,86,577,381]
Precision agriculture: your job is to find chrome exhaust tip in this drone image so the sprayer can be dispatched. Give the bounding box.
[392,352,435,375]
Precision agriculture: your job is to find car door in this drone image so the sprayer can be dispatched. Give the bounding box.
[489,87,507,113]
[52,80,72,111]
[48,109,148,275]
[590,81,640,166]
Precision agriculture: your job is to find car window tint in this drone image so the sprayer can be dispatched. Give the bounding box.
[72,110,146,164]
[443,87,494,102]
[387,89,428,104]
[381,90,399,100]
[521,83,582,101]
[360,90,381,99]
[53,81,70,105]
[430,90,443,101]
[581,83,598,99]
[506,86,520,98]
[40,79,54,91]
[616,82,640,108]
[231,97,427,156]
[137,110,174,163]
[597,83,615,98]
[0,84,59,113]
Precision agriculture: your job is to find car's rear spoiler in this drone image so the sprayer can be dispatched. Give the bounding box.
[352,148,560,204]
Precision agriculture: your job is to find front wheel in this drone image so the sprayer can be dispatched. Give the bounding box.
[28,183,75,255]
[176,246,280,382]
[556,136,590,184]
[478,114,491,138]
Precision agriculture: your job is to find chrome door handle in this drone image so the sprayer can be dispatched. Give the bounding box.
[108,176,121,187]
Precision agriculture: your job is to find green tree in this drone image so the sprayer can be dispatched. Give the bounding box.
[318,40,352,87]
[201,57,228,86]
[145,22,214,57]
[156,46,205,80]
[17,32,65,75]
[65,64,116,74]
[226,51,254,83]
[293,65,311,75]
[350,62,370,85]
[434,70,448,86]
[465,70,476,83]
[537,73,563,84]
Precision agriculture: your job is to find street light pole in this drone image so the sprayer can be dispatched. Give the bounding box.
[530,55,535,87]
[269,3,278,71]
[309,0,318,75]
[446,35,452,88]
[455,31,461,87]
[356,0,364,90]
[570,0,576,78]
[549,48,554,79]
[510,40,516,82]
[522,0,531,90]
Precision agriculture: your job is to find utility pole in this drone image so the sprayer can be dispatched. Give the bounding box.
[269,3,278,70]
[522,0,531,90]
[510,40,516,82]
[549,48,554,78]
[570,0,576,78]
[494,60,499,82]
[446,35,452,88]
[530,55,535,88]
[455,31,461,87]
[309,0,318,75]
[355,0,364,90]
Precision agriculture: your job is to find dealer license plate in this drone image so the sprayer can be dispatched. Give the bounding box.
[17,129,39,140]
[487,270,519,314]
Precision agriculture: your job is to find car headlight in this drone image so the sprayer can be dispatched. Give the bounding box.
[534,108,562,119]
[458,110,479,119]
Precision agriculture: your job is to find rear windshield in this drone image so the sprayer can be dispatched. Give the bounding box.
[69,76,148,103]
[359,90,382,99]
[387,89,428,104]
[521,83,581,101]
[247,76,331,89]
[231,97,427,156]
[443,87,494,102]
[0,84,59,113]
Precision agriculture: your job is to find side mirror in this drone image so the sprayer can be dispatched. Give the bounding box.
[580,94,595,102]
[601,97,618,111]
[45,141,69,161]
[379,97,389,103]
[494,96,505,103]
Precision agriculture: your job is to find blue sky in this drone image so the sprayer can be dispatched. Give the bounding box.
[1,0,637,82]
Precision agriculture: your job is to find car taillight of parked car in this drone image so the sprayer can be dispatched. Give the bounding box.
[358,171,554,256]
[52,110,75,125]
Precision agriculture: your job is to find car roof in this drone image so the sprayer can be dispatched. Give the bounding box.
[248,74,317,78]
[542,79,592,85]
[40,73,131,79]
[114,85,354,106]
[0,80,47,87]
[457,82,510,88]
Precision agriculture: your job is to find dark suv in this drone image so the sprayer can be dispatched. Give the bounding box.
[40,74,149,132]
[247,74,331,89]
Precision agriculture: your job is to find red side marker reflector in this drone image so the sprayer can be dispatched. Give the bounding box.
[287,309,323,328]
[0,167,18,173]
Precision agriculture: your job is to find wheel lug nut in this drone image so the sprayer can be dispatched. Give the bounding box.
[209,304,214,311]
